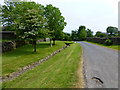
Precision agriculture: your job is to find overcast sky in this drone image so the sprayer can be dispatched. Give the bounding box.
[0,0,119,34]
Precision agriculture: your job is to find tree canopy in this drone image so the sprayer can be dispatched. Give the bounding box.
[71,25,89,41]
[95,31,107,38]
[44,4,67,44]
[71,30,78,41]
[78,26,87,40]
[1,0,67,52]
[106,26,118,36]
[86,29,93,37]
[62,32,71,41]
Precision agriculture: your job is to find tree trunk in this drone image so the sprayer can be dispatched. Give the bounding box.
[50,39,52,47]
[53,39,55,45]
[33,40,36,52]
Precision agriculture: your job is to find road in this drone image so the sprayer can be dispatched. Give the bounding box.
[78,41,118,88]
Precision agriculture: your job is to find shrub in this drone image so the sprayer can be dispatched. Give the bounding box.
[105,39,112,46]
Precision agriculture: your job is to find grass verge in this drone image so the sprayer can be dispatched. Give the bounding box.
[85,41,120,51]
[3,43,82,88]
[2,41,72,77]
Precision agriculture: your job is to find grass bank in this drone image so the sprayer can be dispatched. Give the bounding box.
[3,43,83,88]
[2,41,72,77]
[85,41,120,51]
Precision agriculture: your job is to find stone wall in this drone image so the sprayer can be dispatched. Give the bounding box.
[1,41,16,52]
[1,31,50,53]
[2,39,51,53]
[86,37,120,45]
[109,37,120,45]
[2,41,26,53]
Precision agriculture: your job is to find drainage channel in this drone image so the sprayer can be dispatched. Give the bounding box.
[1,45,68,82]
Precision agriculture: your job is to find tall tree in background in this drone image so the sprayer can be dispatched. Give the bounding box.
[95,31,107,38]
[86,28,93,37]
[71,26,94,41]
[71,30,78,41]
[45,4,67,45]
[62,32,71,41]
[106,26,118,36]
[78,26,87,40]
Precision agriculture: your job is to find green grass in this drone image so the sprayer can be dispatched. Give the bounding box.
[2,41,73,77]
[0,39,12,42]
[85,41,120,50]
[3,43,82,88]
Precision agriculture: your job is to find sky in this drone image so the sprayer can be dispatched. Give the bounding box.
[0,0,119,34]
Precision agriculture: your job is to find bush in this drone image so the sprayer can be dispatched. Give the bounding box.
[105,39,112,46]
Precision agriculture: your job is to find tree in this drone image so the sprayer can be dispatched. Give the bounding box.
[86,29,93,37]
[45,4,67,45]
[18,9,48,52]
[95,31,107,37]
[71,30,78,41]
[78,26,87,40]
[2,1,48,52]
[118,31,120,36]
[62,32,71,41]
[106,26,118,36]
[1,0,21,31]
[16,4,48,52]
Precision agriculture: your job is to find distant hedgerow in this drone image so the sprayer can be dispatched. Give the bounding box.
[105,39,112,46]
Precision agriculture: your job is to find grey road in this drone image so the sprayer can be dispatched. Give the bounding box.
[78,41,118,88]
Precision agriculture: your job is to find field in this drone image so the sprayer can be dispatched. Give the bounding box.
[2,41,69,77]
[85,41,120,50]
[3,42,83,88]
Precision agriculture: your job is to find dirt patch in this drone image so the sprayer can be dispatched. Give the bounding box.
[75,54,85,88]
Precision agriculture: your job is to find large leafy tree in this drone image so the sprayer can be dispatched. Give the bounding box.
[45,4,67,45]
[106,26,118,36]
[2,1,48,52]
[86,28,93,37]
[17,9,48,52]
[78,26,87,40]
[71,26,94,41]
[71,30,78,41]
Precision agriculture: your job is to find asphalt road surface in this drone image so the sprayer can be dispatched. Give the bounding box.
[78,41,118,88]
